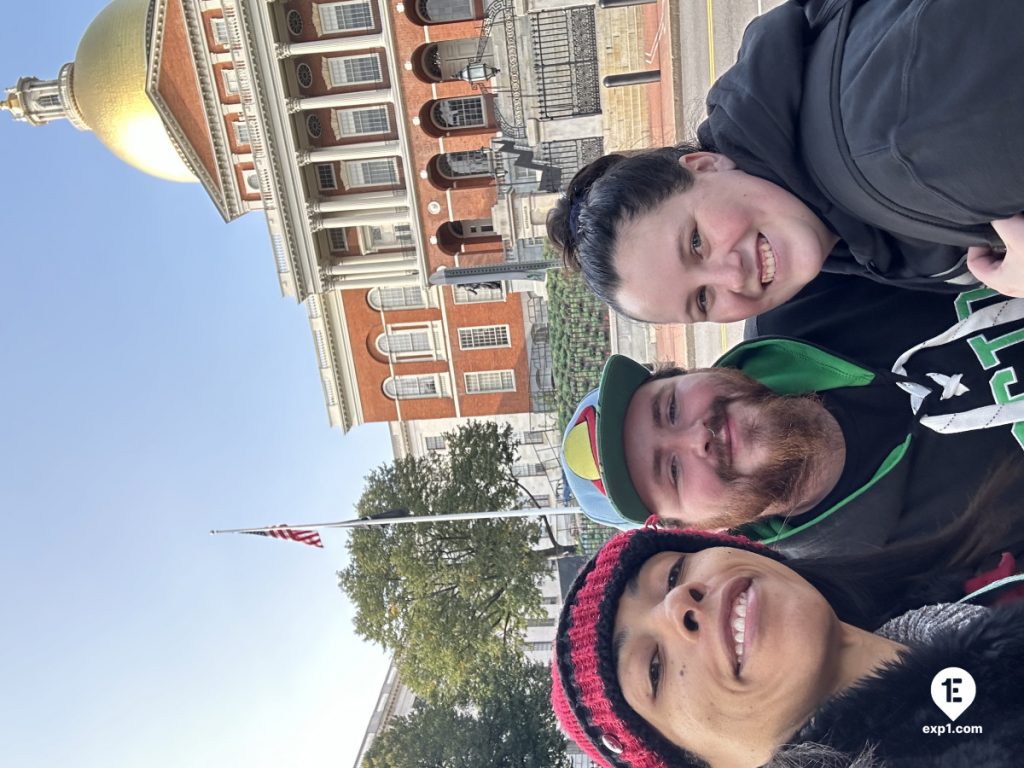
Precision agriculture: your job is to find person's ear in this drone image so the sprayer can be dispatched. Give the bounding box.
[679,152,736,174]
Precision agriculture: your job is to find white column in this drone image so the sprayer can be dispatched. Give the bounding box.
[276,33,385,57]
[312,190,410,213]
[314,209,409,229]
[325,257,418,276]
[327,252,411,267]
[299,141,402,164]
[327,272,421,289]
[287,88,392,112]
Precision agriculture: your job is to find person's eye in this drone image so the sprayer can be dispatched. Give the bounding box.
[691,228,703,255]
[696,287,709,316]
[667,555,685,591]
[669,456,680,488]
[668,392,678,425]
[649,648,662,697]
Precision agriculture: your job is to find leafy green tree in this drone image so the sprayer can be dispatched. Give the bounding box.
[338,421,569,699]
[362,655,569,768]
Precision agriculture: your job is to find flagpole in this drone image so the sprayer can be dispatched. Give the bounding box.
[209,506,584,536]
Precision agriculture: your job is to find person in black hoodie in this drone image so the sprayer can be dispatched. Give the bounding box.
[547,0,1024,324]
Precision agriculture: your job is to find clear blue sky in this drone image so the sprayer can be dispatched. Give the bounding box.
[0,3,393,766]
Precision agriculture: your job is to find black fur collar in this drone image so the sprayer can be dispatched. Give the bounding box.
[795,603,1024,766]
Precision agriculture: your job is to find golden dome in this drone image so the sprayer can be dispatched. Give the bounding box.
[73,0,195,182]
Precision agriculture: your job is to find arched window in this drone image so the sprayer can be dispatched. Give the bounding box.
[431,96,485,130]
[437,150,492,179]
[376,329,434,360]
[367,287,427,310]
[383,374,446,399]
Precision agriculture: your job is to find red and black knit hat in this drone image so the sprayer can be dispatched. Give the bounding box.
[551,524,787,768]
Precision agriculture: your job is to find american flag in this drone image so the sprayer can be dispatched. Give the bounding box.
[240,525,323,549]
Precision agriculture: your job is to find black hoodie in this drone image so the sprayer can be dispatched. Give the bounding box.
[698,0,1023,291]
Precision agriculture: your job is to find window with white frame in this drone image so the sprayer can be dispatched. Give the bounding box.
[319,1,374,33]
[376,328,434,360]
[452,284,505,303]
[367,286,426,310]
[221,68,240,95]
[526,640,553,653]
[233,120,251,146]
[424,435,447,452]
[327,54,383,87]
[337,105,390,136]
[458,325,510,350]
[211,17,230,46]
[383,374,446,400]
[316,163,338,190]
[327,229,348,251]
[366,222,413,249]
[465,369,515,394]
[432,96,485,129]
[512,462,544,477]
[345,158,399,187]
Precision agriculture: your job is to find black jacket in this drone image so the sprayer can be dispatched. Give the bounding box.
[795,604,1024,767]
[732,290,1024,558]
[700,0,1023,290]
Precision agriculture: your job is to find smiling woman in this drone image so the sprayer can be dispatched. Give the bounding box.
[553,524,1024,768]
[547,0,1024,321]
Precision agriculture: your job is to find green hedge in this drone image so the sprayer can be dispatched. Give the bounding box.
[546,266,612,435]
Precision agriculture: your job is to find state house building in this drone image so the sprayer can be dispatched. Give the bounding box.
[3,0,667,470]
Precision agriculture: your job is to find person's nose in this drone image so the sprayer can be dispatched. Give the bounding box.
[661,579,708,641]
[706,246,754,296]
[670,419,714,458]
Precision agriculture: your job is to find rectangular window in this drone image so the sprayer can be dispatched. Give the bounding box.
[319,1,374,33]
[221,68,240,95]
[316,163,338,190]
[512,462,544,478]
[337,106,390,136]
[211,17,230,46]
[424,435,447,452]
[453,284,505,304]
[346,158,399,187]
[366,223,413,250]
[520,430,545,445]
[526,616,556,627]
[313,162,337,190]
[520,493,552,508]
[465,370,515,394]
[327,229,348,251]
[458,325,510,350]
[327,54,383,87]
[526,640,553,653]
[233,121,251,146]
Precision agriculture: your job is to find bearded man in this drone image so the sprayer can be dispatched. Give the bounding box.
[562,289,1024,556]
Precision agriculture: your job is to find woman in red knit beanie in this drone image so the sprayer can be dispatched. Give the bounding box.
[552,524,1024,768]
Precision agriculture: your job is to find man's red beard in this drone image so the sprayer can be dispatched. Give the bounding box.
[685,367,835,531]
